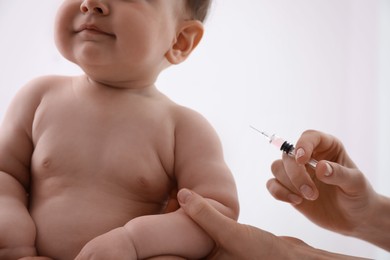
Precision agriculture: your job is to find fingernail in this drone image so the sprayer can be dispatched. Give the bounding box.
[295,148,305,160]
[287,194,303,205]
[324,163,333,177]
[300,185,315,200]
[178,189,192,204]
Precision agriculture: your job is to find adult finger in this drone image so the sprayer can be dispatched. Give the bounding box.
[294,130,339,164]
[315,161,368,195]
[177,189,237,243]
[266,178,303,205]
[271,159,300,194]
[281,154,319,201]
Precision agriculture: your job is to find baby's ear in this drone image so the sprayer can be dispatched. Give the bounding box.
[165,20,204,65]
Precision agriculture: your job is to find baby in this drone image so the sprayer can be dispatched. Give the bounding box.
[0,0,239,259]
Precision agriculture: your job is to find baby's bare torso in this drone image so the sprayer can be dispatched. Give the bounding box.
[29,76,176,259]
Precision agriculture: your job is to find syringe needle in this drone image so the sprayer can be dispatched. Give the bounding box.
[249,125,263,134]
[249,125,270,140]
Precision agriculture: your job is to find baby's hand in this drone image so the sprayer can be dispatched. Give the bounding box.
[74,227,137,260]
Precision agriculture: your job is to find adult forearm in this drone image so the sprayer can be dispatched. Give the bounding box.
[353,194,390,251]
[290,240,371,260]
[296,247,371,260]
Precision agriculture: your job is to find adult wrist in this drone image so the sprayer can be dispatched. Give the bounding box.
[353,194,390,251]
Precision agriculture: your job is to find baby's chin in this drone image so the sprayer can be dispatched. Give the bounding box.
[80,72,156,90]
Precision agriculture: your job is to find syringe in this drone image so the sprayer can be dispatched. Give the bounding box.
[250,126,318,169]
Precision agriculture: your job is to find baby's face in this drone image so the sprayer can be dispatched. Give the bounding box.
[55,0,186,87]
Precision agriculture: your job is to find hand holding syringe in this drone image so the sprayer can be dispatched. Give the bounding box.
[250,126,318,169]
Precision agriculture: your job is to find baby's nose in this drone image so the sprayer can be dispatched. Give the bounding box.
[80,0,109,16]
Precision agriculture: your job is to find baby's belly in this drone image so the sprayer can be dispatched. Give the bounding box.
[30,186,166,260]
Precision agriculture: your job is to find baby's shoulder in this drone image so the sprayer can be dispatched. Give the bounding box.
[23,75,72,91]
[18,75,73,98]
[169,103,201,121]
[152,94,216,135]
[11,75,73,107]
[169,104,214,133]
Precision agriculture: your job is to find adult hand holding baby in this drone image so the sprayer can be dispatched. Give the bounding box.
[177,130,390,258]
[177,188,365,259]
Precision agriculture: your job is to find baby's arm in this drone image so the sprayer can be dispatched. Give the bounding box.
[0,78,47,258]
[129,108,239,258]
[130,108,238,258]
[77,108,239,259]
[0,173,37,258]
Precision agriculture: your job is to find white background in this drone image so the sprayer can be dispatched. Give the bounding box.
[1,0,389,259]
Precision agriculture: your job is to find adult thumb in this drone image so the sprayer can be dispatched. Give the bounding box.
[178,189,236,242]
[316,161,367,195]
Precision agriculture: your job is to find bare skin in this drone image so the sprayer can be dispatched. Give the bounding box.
[268,130,390,251]
[178,189,371,260]
[177,131,389,259]
[1,73,238,260]
[0,0,238,259]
